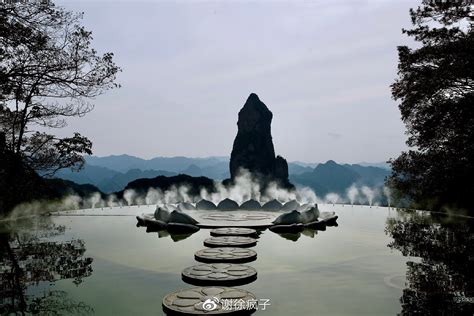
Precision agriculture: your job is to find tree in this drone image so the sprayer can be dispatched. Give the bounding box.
[388,1,474,211]
[0,1,120,176]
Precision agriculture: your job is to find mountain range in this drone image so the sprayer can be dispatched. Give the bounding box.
[290,160,390,196]
[54,155,390,196]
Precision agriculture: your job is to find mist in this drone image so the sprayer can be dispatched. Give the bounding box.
[4,169,393,220]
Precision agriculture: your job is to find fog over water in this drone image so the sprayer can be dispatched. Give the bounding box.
[7,170,391,219]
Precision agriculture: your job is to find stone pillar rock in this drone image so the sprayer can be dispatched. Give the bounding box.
[229,93,291,187]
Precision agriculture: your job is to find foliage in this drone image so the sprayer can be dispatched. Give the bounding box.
[0,1,120,175]
[388,1,474,211]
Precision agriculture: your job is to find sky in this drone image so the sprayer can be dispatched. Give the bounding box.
[55,0,415,164]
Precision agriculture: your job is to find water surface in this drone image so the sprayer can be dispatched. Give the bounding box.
[1,205,473,315]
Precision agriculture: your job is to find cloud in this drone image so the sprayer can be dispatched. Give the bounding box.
[54,0,411,163]
[327,132,342,140]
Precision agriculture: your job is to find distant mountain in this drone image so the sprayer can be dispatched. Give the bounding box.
[356,161,391,170]
[57,155,391,197]
[288,163,314,175]
[56,164,119,186]
[85,154,146,173]
[45,179,104,198]
[200,161,230,180]
[84,155,344,178]
[56,164,175,193]
[55,155,230,192]
[344,164,390,187]
[117,174,215,198]
[290,161,319,168]
[291,160,360,196]
[85,155,229,173]
[103,169,176,193]
[57,154,232,192]
[290,160,390,197]
[181,161,230,180]
[181,164,203,177]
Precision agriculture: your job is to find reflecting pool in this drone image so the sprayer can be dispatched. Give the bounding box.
[1,205,473,315]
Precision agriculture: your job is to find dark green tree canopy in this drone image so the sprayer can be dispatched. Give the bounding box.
[0,2,120,175]
[388,2,474,211]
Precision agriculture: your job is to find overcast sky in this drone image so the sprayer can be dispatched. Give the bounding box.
[55,0,415,163]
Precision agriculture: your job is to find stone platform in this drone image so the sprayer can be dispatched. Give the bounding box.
[194,248,257,264]
[185,210,281,229]
[210,228,258,237]
[204,236,257,248]
[51,206,283,229]
[181,263,257,286]
[162,287,257,315]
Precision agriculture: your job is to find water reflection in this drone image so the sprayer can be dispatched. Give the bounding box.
[0,217,94,315]
[147,228,198,242]
[385,210,474,315]
[272,229,319,242]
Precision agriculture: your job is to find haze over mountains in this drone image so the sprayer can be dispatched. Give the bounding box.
[55,94,391,198]
[55,154,390,196]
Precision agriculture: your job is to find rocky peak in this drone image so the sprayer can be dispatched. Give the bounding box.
[229,93,291,188]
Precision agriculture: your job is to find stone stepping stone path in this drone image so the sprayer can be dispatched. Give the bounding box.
[204,236,257,248]
[163,227,259,315]
[194,248,257,264]
[210,228,257,238]
[163,287,257,315]
[182,263,257,286]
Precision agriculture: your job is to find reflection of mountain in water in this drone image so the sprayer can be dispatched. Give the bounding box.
[0,218,94,314]
[385,211,474,315]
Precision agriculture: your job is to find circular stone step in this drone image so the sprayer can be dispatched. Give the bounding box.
[204,236,257,248]
[182,263,257,286]
[163,287,257,315]
[195,248,257,264]
[210,228,257,238]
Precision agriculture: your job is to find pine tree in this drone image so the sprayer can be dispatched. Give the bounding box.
[388,1,474,211]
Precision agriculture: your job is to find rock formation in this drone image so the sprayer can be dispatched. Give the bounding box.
[196,199,217,210]
[217,198,240,211]
[239,199,261,210]
[229,93,291,187]
[262,199,283,210]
